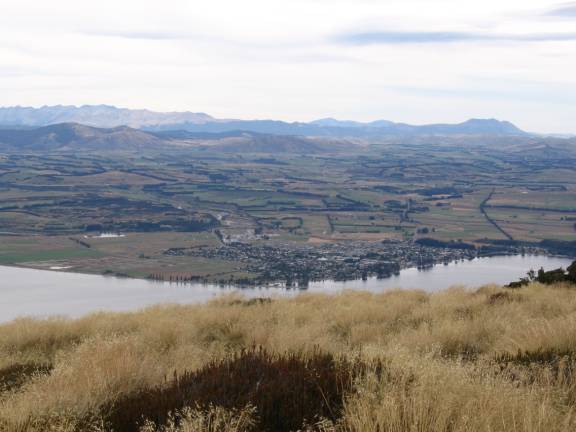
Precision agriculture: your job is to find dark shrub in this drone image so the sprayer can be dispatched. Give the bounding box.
[507,261,576,287]
[507,279,529,289]
[104,348,374,432]
[568,261,576,283]
[0,363,52,393]
[537,267,567,284]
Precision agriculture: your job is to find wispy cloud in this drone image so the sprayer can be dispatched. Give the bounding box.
[546,2,576,16]
[81,30,195,40]
[79,30,308,49]
[335,31,576,45]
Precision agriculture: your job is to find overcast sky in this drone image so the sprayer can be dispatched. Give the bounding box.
[1,0,576,132]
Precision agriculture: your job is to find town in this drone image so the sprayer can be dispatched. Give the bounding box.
[159,238,542,286]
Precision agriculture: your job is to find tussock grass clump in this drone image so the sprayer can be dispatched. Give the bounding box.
[342,356,573,432]
[496,349,576,367]
[1,283,576,431]
[139,405,257,432]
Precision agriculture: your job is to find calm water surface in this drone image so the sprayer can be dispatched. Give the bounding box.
[0,255,572,322]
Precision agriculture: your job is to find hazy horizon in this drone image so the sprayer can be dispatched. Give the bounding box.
[0,103,527,127]
[2,0,576,133]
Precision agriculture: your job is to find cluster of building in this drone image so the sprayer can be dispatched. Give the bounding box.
[164,239,489,286]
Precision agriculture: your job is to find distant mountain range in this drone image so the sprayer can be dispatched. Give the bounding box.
[146,118,525,137]
[0,105,528,137]
[0,105,213,129]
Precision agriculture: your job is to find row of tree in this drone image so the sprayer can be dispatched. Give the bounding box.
[508,260,576,288]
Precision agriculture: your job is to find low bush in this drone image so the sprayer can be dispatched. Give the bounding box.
[104,348,372,432]
[0,363,52,393]
[508,260,576,287]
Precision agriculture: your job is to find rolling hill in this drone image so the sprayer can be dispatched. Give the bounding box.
[0,123,165,151]
[0,124,353,153]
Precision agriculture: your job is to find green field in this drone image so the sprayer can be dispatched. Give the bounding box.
[1,139,576,279]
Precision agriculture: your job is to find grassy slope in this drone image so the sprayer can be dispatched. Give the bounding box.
[1,283,576,431]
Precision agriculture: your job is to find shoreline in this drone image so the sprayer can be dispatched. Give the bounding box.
[1,251,573,290]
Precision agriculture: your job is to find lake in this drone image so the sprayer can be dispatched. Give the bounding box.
[0,254,572,323]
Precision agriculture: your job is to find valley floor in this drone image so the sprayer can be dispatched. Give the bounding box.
[1,283,576,431]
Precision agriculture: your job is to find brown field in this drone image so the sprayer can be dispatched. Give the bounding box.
[487,208,576,241]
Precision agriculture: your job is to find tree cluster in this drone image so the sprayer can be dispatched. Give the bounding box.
[508,260,576,288]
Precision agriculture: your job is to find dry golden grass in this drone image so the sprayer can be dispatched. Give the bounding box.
[139,405,257,432]
[1,282,576,431]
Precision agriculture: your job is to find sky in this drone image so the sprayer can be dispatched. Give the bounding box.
[1,0,576,133]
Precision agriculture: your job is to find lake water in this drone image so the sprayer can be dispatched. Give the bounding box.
[84,232,126,238]
[0,254,572,323]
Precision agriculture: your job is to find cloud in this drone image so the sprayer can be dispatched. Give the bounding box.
[81,30,194,40]
[337,32,476,44]
[385,82,576,105]
[0,66,30,77]
[334,30,576,45]
[547,2,576,16]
